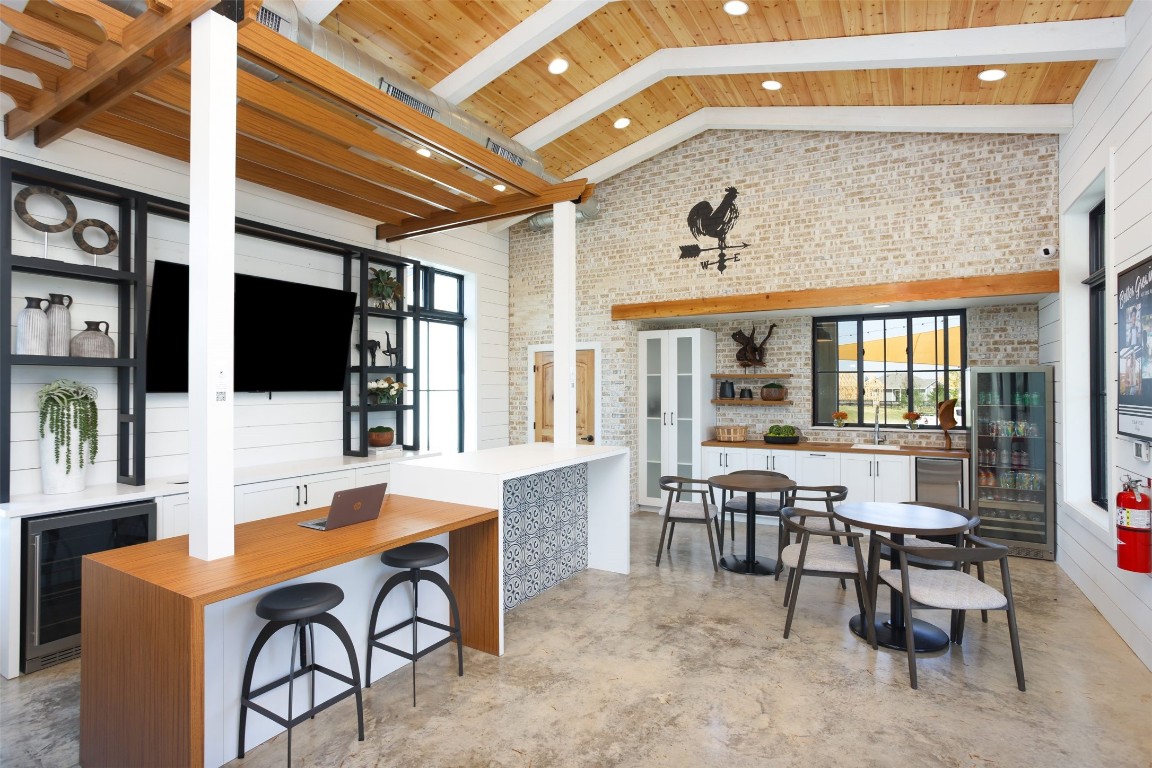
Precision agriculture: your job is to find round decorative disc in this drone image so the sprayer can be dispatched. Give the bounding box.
[72,218,119,255]
[13,185,77,233]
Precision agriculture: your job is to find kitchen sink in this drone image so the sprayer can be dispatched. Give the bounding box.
[851,443,903,451]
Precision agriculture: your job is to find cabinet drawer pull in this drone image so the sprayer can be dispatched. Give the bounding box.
[303,484,309,505]
[296,485,301,505]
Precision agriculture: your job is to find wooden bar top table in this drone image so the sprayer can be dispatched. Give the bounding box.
[834,501,969,652]
[708,473,796,576]
[80,494,498,768]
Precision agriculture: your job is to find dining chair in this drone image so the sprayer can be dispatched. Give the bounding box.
[776,485,849,581]
[655,476,721,572]
[718,469,788,546]
[870,532,1025,691]
[897,501,988,625]
[778,507,875,645]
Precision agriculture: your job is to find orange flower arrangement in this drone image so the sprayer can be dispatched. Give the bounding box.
[902,411,922,422]
[832,411,848,420]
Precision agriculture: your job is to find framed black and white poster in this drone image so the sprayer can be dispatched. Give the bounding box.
[1118,254,1152,439]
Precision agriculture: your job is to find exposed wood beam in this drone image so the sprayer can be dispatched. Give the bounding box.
[515,17,1125,148]
[36,26,191,146]
[0,3,98,68]
[4,0,216,140]
[49,0,131,45]
[236,20,550,197]
[378,179,593,242]
[610,271,1061,321]
[234,71,500,205]
[431,0,612,104]
[0,77,37,111]
[0,44,67,90]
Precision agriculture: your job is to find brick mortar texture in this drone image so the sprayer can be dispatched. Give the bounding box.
[508,130,1057,508]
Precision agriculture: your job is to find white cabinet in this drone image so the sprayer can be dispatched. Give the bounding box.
[793,450,840,487]
[157,493,189,539]
[745,448,797,477]
[355,463,392,487]
[840,452,912,503]
[638,329,716,506]
[234,469,357,523]
[702,446,746,478]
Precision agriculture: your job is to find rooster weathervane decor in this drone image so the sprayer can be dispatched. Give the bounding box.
[678,185,749,273]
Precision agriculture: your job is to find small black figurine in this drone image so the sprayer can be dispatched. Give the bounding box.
[383,332,399,368]
[731,325,776,367]
[356,339,381,366]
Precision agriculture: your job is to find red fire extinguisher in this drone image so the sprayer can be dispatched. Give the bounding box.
[1117,477,1152,573]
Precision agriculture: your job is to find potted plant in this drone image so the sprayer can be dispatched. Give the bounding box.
[38,379,99,494]
[832,411,848,427]
[368,376,407,404]
[368,426,395,447]
[367,267,403,310]
[761,381,787,401]
[903,411,922,430]
[764,424,800,444]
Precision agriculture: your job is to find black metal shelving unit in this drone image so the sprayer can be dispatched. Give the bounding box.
[343,250,422,456]
[1,160,148,503]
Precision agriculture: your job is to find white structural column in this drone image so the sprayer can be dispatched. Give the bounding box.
[188,10,237,560]
[552,201,577,444]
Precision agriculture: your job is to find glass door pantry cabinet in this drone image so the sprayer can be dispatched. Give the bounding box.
[637,329,715,506]
[969,365,1055,559]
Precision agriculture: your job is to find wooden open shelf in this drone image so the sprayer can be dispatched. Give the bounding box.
[712,399,793,406]
[711,373,791,379]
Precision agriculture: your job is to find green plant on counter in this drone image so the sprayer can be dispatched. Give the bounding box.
[765,424,797,437]
[38,379,99,473]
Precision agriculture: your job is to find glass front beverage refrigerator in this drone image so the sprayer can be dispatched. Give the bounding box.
[969,365,1055,560]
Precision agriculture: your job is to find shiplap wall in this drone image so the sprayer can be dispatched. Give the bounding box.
[1056,0,1152,669]
[3,129,510,497]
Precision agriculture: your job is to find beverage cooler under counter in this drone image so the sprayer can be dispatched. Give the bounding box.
[969,366,1055,560]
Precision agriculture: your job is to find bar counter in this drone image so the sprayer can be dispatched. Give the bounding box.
[80,494,498,768]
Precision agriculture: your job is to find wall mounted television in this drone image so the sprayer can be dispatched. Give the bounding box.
[146,260,356,394]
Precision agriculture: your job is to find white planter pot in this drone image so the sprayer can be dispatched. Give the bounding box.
[39,425,87,495]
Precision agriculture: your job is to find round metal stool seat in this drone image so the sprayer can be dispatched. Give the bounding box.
[256,582,344,622]
[381,542,448,570]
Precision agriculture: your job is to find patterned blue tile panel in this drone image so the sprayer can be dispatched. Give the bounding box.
[502,463,588,611]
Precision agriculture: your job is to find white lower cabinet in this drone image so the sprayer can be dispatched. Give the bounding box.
[234,469,357,523]
[701,446,746,478]
[840,452,912,503]
[158,493,189,539]
[744,448,797,477]
[355,463,392,487]
[793,450,840,487]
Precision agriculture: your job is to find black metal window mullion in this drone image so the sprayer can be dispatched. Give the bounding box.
[416,266,465,453]
[1086,200,1107,509]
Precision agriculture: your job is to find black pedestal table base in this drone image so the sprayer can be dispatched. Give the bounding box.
[849,613,951,652]
[720,555,776,576]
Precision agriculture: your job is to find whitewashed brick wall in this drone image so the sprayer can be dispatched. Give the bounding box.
[508,129,1059,507]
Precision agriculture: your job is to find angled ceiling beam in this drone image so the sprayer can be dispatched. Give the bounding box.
[37,27,191,146]
[236,19,551,197]
[50,0,130,45]
[3,0,217,140]
[0,3,97,68]
[516,17,1126,149]
[569,105,1075,183]
[0,43,67,90]
[431,0,611,104]
[377,179,593,242]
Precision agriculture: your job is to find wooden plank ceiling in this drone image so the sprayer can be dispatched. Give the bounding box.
[322,0,1131,179]
[1,1,1131,233]
[1,0,592,241]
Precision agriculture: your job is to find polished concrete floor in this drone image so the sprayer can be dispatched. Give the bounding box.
[3,511,1152,768]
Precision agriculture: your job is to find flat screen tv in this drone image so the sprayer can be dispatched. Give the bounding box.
[146,260,356,393]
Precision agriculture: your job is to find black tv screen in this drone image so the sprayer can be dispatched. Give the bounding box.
[146,260,356,393]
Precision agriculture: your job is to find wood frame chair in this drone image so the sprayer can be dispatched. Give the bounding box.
[897,501,987,624]
[869,533,1025,691]
[777,485,849,581]
[656,475,721,572]
[779,507,875,645]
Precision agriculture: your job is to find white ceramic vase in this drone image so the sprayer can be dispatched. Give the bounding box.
[39,424,87,495]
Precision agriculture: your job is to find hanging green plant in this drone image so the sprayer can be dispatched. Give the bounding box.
[37,379,99,474]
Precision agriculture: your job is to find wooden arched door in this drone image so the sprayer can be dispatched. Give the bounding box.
[533,350,595,444]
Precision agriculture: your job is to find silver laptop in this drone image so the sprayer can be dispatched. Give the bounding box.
[298,483,388,531]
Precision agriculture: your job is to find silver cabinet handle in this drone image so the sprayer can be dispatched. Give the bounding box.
[956,480,963,506]
[29,533,41,647]
[670,412,675,426]
[662,412,667,426]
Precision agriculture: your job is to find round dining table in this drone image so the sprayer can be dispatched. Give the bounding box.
[834,501,970,652]
[708,473,796,576]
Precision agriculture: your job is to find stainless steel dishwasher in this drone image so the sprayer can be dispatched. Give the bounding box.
[915,457,965,507]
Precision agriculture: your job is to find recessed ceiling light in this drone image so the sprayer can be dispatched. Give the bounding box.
[724,0,749,15]
[548,58,569,75]
[978,69,1007,82]
[762,80,783,91]
[874,304,890,309]
[493,184,507,192]
[416,147,432,158]
[613,117,631,129]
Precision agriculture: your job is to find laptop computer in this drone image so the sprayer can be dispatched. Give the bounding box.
[298,483,388,531]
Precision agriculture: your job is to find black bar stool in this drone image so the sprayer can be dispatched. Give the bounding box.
[238,582,364,764]
[366,541,463,705]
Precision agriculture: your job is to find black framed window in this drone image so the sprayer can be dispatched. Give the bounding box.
[416,267,465,453]
[1086,200,1107,508]
[813,311,966,427]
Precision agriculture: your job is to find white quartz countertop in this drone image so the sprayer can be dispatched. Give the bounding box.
[401,443,628,479]
[0,450,434,519]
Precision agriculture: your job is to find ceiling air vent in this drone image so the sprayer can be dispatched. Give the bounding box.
[381,81,438,120]
[256,6,284,33]
[486,139,525,168]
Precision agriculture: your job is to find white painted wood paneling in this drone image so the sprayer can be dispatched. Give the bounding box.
[1057,1,1152,671]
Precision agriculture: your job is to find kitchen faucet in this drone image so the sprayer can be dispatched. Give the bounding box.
[874,402,886,445]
